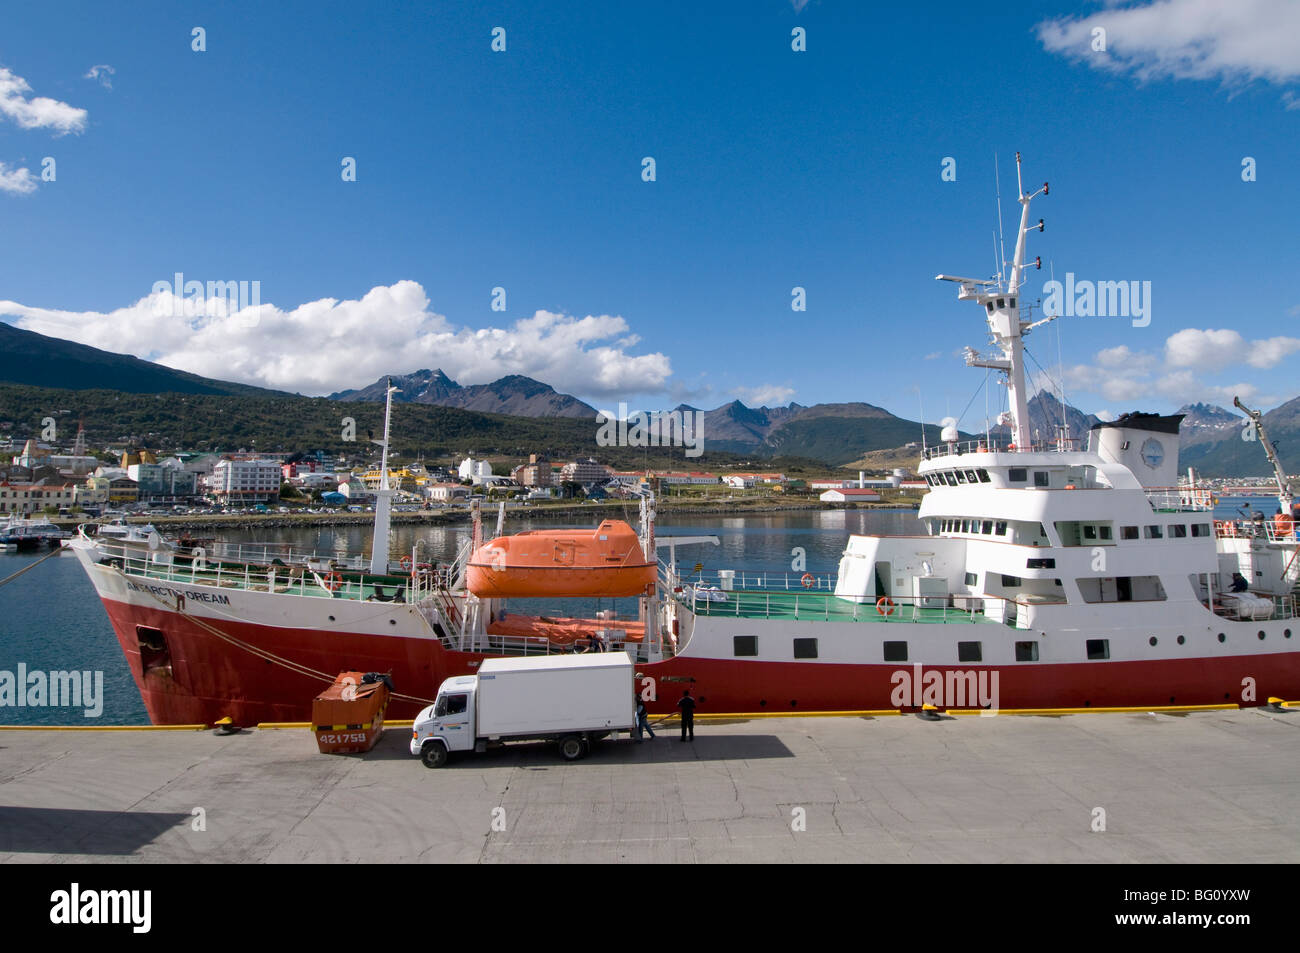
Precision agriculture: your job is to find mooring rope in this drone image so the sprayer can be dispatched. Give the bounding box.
[0,546,63,588]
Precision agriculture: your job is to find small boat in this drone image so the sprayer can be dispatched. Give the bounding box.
[466,519,656,598]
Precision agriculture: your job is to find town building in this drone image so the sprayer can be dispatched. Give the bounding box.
[210,458,282,504]
[819,488,881,503]
[512,454,552,488]
[560,459,611,483]
[0,482,76,515]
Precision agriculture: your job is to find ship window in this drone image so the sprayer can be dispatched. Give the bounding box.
[1082,525,1097,540]
[1192,524,1210,537]
[793,638,818,659]
[1033,471,1050,487]
[1144,525,1163,539]
[955,470,968,484]
[995,521,1007,535]
[1009,297,1016,308]
[997,298,1005,308]
[883,641,908,662]
[982,520,993,534]
[1099,526,1113,540]
[1008,468,1027,483]
[1015,641,1039,661]
[964,572,978,587]
[1121,526,1139,540]
[965,470,978,483]
[958,641,982,662]
[977,469,990,482]
[733,636,758,657]
[1086,639,1110,660]
[1171,524,1187,538]
[986,302,994,313]
[1026,558,1056,569]
[1001,574,1022,587]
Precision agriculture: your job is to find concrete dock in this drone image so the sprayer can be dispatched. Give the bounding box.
[2,708,1298,863]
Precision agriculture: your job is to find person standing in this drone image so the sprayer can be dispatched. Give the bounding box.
[677,689,696,742]
[634,696,655,741]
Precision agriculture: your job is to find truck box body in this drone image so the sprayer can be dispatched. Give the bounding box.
[476,652,635,737]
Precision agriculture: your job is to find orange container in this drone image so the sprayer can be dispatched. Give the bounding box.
[312,671,390,754]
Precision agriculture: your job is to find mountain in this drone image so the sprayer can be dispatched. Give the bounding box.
[331,369,597,419]
[989,391,1100,444]
[1178,395,1300,478]
[0,322,281,397]
[1175,402,1242,446]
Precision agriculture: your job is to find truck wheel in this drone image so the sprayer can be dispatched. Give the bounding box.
[421,740,449,769]
[558,734,585,762]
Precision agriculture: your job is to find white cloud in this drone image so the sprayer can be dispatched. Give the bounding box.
[0,161,36,195]
[0,280,673,399]
[1094,409,1116,422]
[1037,0,1300,106]
[923,351,942,360]
[84,65,115,90]
[0,66,88,134]
[732,384,796,407]
[1164,327,1300,369]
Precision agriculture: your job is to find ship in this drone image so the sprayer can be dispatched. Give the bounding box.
[69,155,1300,725]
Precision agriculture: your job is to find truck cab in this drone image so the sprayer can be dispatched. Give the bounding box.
[411,675,478,765]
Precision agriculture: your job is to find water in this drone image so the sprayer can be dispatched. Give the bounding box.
[0,509,920,725]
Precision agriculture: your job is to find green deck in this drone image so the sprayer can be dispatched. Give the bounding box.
[687,589,1001,624]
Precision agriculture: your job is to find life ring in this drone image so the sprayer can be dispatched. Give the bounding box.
[326,572,342,592]
[400,555,413,572]
[876,596,896,616]
[1276,514,1295,538]
[801,573,815,589]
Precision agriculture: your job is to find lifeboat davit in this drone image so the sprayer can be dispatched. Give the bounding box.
[466,519,656,598]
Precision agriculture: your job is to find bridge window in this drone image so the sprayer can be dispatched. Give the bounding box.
[1144,525,1163,539]
[1009,468,1027,483]
[1001,574,1022,587]
[1033,471,1050,487]
[964,571,978,587]
[1170,524,1187,538]
[1192,524,1211,537]
[1099,525,1113,540]
[1121,526,1139,540]
[995,521,1007,535]
[1026,558,1056,569]
[981,520,993,534]
[976,469,990,482]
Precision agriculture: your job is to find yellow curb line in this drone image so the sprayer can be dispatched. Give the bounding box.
[0,724,208,731]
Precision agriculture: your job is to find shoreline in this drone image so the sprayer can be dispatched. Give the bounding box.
[50,499,920,532]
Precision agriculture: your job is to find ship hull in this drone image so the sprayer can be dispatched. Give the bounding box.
[96,592,1300,725]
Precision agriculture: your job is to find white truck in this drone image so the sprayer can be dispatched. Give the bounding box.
[410,652,637,767]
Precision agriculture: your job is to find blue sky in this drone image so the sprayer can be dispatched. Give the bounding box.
[2,0,1298,432]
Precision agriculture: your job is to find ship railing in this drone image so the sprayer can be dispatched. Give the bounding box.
[922,438,1082,460]
[1214,519,1299,542]
[1209,593,1296,621]
[676,586,1062,624]
[659,566,838,593]
[1144,487,1214,512]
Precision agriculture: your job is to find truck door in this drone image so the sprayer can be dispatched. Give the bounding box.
[432,690,475,751]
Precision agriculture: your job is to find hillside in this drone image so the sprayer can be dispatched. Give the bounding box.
[0,322,281,397]
[332,369,597,418]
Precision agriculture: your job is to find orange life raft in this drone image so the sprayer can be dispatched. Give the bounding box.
[466,519,656,598]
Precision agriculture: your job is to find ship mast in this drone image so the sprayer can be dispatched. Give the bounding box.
[1234,396,1294,514]
[368,379,399,575]
[938,152,1049,450]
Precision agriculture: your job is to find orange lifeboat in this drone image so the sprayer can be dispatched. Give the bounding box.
[466,519,657,598]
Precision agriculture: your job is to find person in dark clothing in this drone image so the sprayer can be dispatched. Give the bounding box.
[634,696,655,741]
[677,689,696,742]
[1230,572,1249,593]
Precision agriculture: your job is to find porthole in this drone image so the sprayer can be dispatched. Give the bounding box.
[1218,633,1226,643]
[1258,630,1266,640]
[759,699,767,707]
[390,619,397,625]
[1177,635,1185,645]
[1286,629,1293,639]
[328,615,335,622]
[790,699,798,708]
[1149,637,1157,647]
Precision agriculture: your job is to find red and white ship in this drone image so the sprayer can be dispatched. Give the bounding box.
[71,156,1300,725]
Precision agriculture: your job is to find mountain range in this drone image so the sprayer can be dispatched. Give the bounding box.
[1,321,1296,478]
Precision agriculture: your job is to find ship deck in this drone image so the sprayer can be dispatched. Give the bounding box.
[686,588,1003,624]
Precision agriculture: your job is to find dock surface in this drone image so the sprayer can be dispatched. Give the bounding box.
[3,709,1298,863]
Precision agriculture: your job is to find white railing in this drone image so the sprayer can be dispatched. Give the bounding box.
[661,566,839,593]
[922,438,1083,460]
[1145,487,1214,512]
[1215,519,1300,543]
[679,587,1064,625]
